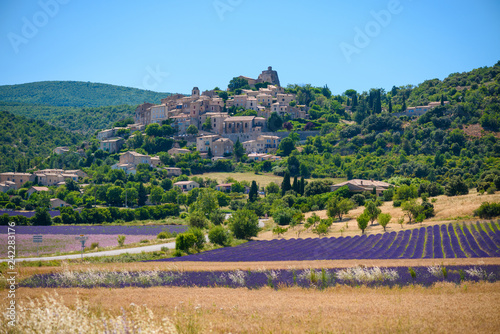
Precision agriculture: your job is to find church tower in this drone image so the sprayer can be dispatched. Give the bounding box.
[192,87,200,98]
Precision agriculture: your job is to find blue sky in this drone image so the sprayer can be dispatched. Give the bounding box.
[1,0,499,95]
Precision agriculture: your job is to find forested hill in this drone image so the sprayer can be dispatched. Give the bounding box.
[0,81,172,108]
[0,111,83,173]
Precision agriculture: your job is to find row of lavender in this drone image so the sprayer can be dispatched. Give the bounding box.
[158,222,500,262]
[0,225,188,235]
[20,265,500,289]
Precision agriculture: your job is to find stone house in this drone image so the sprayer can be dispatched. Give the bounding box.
[173,181,200,191]
[27,186,49,197]
[330,179,391,196]
[0,173,36,190]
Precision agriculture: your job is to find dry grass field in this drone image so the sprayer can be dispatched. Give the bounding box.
[9,283,500,333]
[200,171,346,189]
[257,190,500,240]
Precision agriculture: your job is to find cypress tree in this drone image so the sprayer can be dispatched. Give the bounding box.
[402,95,406,111]
[299,176,305,195]
[138,182,147,206]
[292,176,299,193]
[248,180,259,202]
[281,171,291,196]
[388,97,392,113]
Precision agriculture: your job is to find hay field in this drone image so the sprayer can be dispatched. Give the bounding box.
[200,172,283,188]
[10,283,500,333]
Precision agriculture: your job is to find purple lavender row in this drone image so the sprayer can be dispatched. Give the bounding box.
[440,224,455,258]
[423,226,434,258]
[448,224,466,258]
[471,223,498,256]
[411,227,426,259]
[456,225,480,257]
[433,225,444,258]
[465,223,492,257]
[401,228,419,259]
[364,232,396,259]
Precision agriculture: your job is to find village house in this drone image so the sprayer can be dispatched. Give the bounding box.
[0,172,36,190]
[393,101,450,117]
[330,179,392,196]
[100,138,124,153]
[242,135,281,153]
[215,183,233,192]
[164,167,182,177]
[27,186,49,197]
[173,180,200,191]
[53,146,70,155]
[247,153,281,162]
[168,147,191,156]
[50,198,71,209]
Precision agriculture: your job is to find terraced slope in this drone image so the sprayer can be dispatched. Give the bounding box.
[159,222,500,262]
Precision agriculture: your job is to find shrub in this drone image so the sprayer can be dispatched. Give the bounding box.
[272,207,298,226]
[90,242,99,250]
[474,202,500,218]
[209,209,226,225]
[189,228,205,252]
[157,231,172,239]
[175,233,196,252]
[117,235,126,247]
[140,239,149,244]
[208,225,231,246]
[228,209,259,240]
[172,249,183,257]
[188,211,208,229]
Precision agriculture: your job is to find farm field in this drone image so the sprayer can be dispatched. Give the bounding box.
[6,283,500,333]
[0,225,187,257]
[258,190,500,239]
[158,222,500,262]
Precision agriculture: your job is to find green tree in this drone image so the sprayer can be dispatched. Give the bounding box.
[357,213,370,234]
[228,77,249,91]
[281,171,291,196]
[378,213,391,232]
[122,187,138,207]
[312,219,332,237]
[189,227,205,252]
[190,188,219,218]
[266,182,280,195]
[188,211,208,229]
[267,112,283,132]
[278,137,295,156]
[186,124,198,135]
[175,233,196,252]
[364,201,381,225]
[150,185,164,205]
[445,176,469,196]
[228,209,259,240]
[208,225,231,246]
[138,182,147,206]
[202,117,212,131]
[106,186,124,206]
[248,180,259,202]
[233,138,244,162]
[31,207,52,226]
[327,197,354,221]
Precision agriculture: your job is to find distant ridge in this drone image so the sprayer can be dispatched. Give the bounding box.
[0,81,173,108]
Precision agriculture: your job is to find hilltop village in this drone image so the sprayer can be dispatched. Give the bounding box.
[95,67,309,168]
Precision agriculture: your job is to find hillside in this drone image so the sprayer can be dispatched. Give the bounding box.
[0,111,83,173]
[0,81,172,108]
[0,102,135,136]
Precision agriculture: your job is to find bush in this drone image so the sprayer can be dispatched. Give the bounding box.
[445,176,469,196]
[272,207,298,226]
[209,209,226,225]
[175,233,196,252]
[475,202,500,218]
[189,228,205,252]
[117,235,126,247]
[172,249,183,257]
[351,194,365,206]
[188,211,208,229]
[208,225,231,247]
[228,209,259,240]
[90,242,99,249]
[157,231,172,239]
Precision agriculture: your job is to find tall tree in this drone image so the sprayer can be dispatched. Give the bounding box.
[248,180,259,203]
[292,176,299,193]
[138,182,147,206]
[388,97,392,113]
[299,176,305,196]
[233,138,244,162]
[281,171,291,196]
[402,95,406,111]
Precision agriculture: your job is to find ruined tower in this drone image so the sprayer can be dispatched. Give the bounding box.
[257,66,280,87]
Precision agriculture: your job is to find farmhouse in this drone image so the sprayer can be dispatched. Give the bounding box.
[173,181,199,191]
[331,179,392,196]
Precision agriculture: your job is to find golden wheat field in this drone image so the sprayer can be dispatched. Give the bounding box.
[4,283,500,333]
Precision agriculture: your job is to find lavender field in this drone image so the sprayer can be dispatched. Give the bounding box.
[0,225,188,235]
[159,222,500,262]
[0,225,187,257]
[19,265,500,289]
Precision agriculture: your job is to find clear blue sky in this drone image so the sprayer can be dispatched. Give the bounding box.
[1,0,499,95]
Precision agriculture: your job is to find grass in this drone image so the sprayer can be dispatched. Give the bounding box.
[9,283,500,333]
